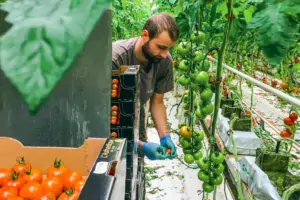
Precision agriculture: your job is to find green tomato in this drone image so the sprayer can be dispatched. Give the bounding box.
[178,60,190,71]
[196,64,202,71]
[201,103,214,116]
[184,154,195,164]
[183,148,193,154]
[193,130,204,142]
[198,99,204,107]
[180,138,191,149]
[201,60,210,72]
[183,95,189,103]
[202,182,214,193]
[178,75,191,86]
[212,163,224,175]
[190,82,199,92]
[193,151,203,160]
[196,158,210,171]
[210,174,223,185]
[195,108,206,120]
[196,71,209,86]
[200,88,213,102]
[211,152,225,165]
[191,31,205,44]
[183,102,189,110]
[177,42,192,56]
[205,82,211,89]
[198,170,210,182]
[192,142,203,151]
[190,71,197,81]
[193,51,204,62]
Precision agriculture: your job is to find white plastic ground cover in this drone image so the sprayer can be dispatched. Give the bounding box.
[217,109,263,155]
[236,156,282,200]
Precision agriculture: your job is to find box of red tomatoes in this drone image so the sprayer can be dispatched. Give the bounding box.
[0,137,127,200]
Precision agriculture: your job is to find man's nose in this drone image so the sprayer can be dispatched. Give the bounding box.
[160,51,168,58]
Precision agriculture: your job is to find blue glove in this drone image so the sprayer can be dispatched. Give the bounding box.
[141,142,168,160]
[160,135,177,159]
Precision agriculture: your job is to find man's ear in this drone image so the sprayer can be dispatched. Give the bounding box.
[142,29,149,39]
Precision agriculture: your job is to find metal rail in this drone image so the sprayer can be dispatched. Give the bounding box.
[208,56,300,108]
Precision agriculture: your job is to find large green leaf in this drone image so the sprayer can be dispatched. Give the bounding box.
[291,63,300,73]
[1,0,70,24]
[247,0,300,67]
[0,0,111,113]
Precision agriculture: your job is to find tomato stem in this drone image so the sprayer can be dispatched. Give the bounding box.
[54,158,62,168]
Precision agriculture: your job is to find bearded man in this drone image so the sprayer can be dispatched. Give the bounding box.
[112,12,180,161]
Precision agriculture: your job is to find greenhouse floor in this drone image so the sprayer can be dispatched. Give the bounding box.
[143,91,234,200]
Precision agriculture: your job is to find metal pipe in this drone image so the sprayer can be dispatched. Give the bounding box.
[208,56,300,108]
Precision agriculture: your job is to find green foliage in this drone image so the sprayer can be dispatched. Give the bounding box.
[112,0,151,41]
[247,0,300,67]
[0,0,111,113]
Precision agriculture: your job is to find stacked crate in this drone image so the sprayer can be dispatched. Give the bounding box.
[111,65,140,200]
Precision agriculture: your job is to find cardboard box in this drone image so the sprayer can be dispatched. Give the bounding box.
[0,137,127,200]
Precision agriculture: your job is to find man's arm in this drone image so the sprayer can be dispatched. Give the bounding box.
[150,93,169,138]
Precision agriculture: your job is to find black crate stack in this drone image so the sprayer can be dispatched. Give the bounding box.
[111,65,140,200]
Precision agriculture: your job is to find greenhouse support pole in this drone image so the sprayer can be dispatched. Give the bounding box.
[208,56,300,108]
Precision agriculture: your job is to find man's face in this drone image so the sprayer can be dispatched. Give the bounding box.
[141,31,176,64]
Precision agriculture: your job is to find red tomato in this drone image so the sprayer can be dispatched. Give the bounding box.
[47,158,69,179]
[23,167,42,184]
[11,157,31,176]
[0,168,10,187]
[41,177,63,197]
[19,182,43,199]
[289,112,298,122]
[0,187,18,200]
[62,171,83,190]
[33,192,56,200]
[283,117,294,126]
[74,179,85,192]
[58,191,79,200]
[3,171,25,191]
[6,197,24,200]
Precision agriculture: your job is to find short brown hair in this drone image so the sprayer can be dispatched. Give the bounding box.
[143,12,179,41]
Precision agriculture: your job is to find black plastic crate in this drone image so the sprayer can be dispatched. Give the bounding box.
[111,112,135,127]
[125,193,131,200]
[112,65,139,101]
[111,100,135,116]
[136,171,146,200]
[125,179,132,194]
[110,127,134,140]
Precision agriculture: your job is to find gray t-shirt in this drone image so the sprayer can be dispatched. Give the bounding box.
[112,37,174,105]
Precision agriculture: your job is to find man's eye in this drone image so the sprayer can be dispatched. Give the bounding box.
[159,46,167,50]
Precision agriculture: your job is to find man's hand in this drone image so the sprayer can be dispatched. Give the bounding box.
[140,142,168,160]
[160,135,177,159]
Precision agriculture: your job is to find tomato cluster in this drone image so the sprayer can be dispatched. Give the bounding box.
[111,78,119,98]
[197,151,225,193]
[280,112,298,138]
[110,105,119,125]
[0,157,85,200]
[178,123,204,165]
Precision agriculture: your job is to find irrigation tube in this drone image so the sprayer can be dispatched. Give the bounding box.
[208,56,300,108]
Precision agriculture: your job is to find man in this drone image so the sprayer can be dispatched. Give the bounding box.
[112,12,180,160]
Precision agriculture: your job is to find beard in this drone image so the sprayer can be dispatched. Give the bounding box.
[141,41,163,64]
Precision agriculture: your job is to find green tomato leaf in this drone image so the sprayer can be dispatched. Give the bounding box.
[0,0,111,113]
[169,0,176,4]
[247,1,300,67]
[290,63,300,73]
[1,0,69,25]
[243,6,255,24]
[216,1,227,17]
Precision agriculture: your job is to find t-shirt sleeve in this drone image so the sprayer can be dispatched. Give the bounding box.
[154,56,174,94]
